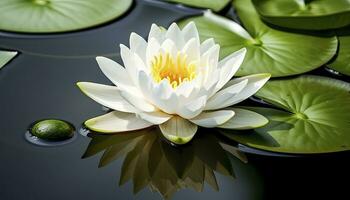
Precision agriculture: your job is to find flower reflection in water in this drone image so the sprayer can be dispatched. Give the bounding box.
[82,127,247,199]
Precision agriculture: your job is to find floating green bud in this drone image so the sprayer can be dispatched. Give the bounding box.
[30,119,75,141]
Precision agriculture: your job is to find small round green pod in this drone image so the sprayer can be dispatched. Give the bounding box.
[30,119,75,141]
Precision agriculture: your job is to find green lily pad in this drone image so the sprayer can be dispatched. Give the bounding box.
[221,76,350,154]
[0,0,132,33]
[166,0,230,12]
[0,50,17,69]
[328,33,350,76]
[252,0,350,30]
[178,0,337,77]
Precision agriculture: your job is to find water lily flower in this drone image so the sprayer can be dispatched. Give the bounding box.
[77,22,270,144]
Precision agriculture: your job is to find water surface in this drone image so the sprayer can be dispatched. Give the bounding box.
[0,0,349,199]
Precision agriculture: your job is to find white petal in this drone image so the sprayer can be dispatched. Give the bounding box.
[85,111,153,133]
[175,81,194,98]
[153,78,174,99]
[77,82,138,113]
[159,116,198,144]
[199,67,219,96]
[177,95,207,119]
[137,70,154,101]
[222,73,271,105]
[146,37,161,68]
[120,90,157,112]
[205,79,248,110]
[200,38,215,54]
[130,32,147,62]
[193,70,219,103]
[161,39,178,58]
[181,21,200,45]
[148,24,165,43]
[148,79,178,114]
[214,48,246,93]
[190,110,235,128]
[201,44,220,86]
[182,37,200,63]
[120,44,147,84]
[166,23,185,49]
[138,111,172,124]
[96,56,135,91]
[218,108,268,130]
[157,92,178,114]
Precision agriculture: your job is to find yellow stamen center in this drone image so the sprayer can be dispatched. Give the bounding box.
[151,52,196,88]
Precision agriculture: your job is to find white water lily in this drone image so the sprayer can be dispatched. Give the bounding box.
[77,22,270,144]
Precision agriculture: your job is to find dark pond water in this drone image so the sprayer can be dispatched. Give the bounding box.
[0,0,349,199]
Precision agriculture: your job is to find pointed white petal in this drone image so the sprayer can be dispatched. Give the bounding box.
[222,73,271,105]
[177,95,207,119]
[137,70,154,101]
[85,111,153,133]
[205,69,220,89]
[77,82,138,113]
[194,70,219,102]
[182,37,200,63]
[153,78,174,100]
[130,32,147,62]
[137,71,177,115]
[214,48,246,93]
[157,92,178,114]
[166,23,185,49]
[182,21,200,46]
[120,44,147,84]
[146,37,161,68]
[96,56,135,90]
[200,38,215,54]
[138,111,172,124]
[159,116,198,144]
[175,81,194,98]
[143,78,178,114]
[148,24,165,43]
[205,79,248,110]
[218,108,269,130]
[161,39,178,58]
[190,110,235,128]
[201,44,220,86]
[120,90,157,112]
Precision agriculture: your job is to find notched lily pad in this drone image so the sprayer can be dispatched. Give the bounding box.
[221,76,350,154]
[166,0,231,11]
[252,0,350,30]
[0,0,133,33]
[0,50,17,69]
[328,28,350,76]
[178,0,337,77]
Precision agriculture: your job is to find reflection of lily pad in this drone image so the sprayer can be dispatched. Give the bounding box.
[0,50,17,69]
[167,0,230,11]
[221,76,350,154]
[252,0,350,30]
[178,0,337,77]
[0,0,132,33]
[328,36,350,75]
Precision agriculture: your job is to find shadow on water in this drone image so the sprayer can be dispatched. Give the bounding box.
[81,127,249,199]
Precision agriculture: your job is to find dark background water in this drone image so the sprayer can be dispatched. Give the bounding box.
[0,0,349,199]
